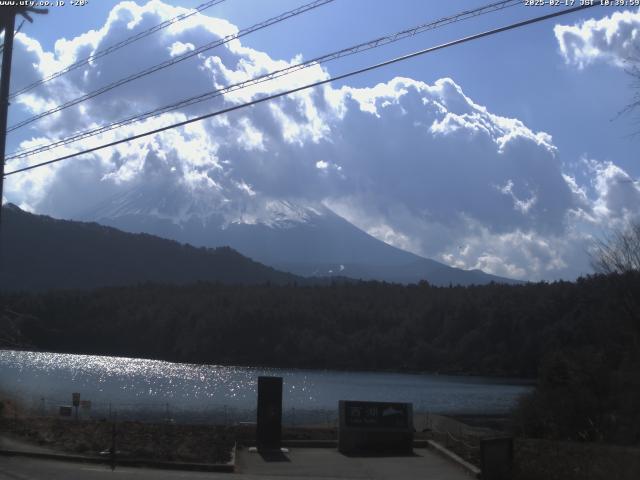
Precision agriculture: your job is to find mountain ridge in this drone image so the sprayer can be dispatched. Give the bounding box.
[81,188,518,286]
[0,202,518,291]
[0,204,303,291]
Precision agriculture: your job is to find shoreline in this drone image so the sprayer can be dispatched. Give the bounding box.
[0,347,537,384]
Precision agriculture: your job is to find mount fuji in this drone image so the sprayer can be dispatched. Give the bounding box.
[77,183,517,286]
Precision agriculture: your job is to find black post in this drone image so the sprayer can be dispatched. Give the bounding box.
[0,11,15,237]
[110,415,117,471]
[256,376,283,451]
[72,392,80,421]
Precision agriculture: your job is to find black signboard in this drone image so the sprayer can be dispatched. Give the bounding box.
[59,406,72,417]
[256,376,282,450]
[343,401,409,429]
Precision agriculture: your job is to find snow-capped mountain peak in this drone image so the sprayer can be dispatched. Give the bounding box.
[77,183,517,286]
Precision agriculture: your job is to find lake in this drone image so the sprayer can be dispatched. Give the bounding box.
[0,350,532,424]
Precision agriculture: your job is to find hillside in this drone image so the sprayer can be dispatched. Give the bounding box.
[83,187,518,286]
[0,204,301,291]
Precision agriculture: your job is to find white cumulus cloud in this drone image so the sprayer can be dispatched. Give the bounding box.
[554,7,640,68]
[3,0,639,281]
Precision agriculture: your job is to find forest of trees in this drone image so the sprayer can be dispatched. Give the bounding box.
[2,271,639,443]
[0,272,636,375]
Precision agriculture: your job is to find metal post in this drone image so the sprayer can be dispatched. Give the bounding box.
[110,412,117,471]
[0,12,16,229]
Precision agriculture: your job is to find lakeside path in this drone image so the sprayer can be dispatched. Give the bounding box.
[0,447,471,480]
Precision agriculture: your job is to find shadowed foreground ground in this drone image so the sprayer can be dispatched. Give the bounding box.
[0,447,471,480]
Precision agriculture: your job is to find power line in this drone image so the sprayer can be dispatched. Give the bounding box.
[6,0,521,161]
[6,0,335,133]
[8,0,227,99]
[4,3,600,178]
[7,0,519,160]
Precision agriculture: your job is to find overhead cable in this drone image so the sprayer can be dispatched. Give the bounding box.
[4,3,601,177]
[6,0,335,132]
[8,0,228,99]
[6,0,520,161]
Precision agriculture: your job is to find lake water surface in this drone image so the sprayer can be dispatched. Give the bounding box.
[0,350,532,423]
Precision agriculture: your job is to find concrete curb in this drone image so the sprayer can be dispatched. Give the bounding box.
[0,449,105,465]
[426,439,481,478]
[280,439,430,449]
[0,442,236,473]
[282,440,337,448]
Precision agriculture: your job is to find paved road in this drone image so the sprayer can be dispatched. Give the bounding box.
[236,447,472,480]
[0,456,221,480]
[0,447,472,480]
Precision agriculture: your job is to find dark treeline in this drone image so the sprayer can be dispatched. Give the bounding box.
[2,272,639,443]
[0,273,636,377]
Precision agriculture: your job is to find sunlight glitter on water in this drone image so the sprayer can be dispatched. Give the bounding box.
[0,349,531,418]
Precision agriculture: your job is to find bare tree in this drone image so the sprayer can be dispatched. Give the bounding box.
[622,54,640,135]
[591,222,640,274]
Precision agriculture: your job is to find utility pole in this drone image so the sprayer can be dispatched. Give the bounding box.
[0,6,47,227]
[0,10,17,226]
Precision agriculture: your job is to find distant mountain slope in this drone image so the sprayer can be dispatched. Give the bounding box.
[0,205,301,291]
[84,188,518,286]
[275,260,516,286]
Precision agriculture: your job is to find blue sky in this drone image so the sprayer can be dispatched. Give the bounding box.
[4,0,640,280]
[21,0,637,175]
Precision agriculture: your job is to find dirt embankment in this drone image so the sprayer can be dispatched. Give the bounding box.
[0,409,346,464]
[0,416,235,464]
